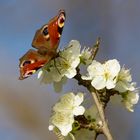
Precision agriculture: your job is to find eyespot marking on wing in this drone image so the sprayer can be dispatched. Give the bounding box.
[20,60,35,68]
[58,14,65,28]
[24,70,36,78]
[57,14,65,39]
[42,25,48,35]
[42,25,50,40]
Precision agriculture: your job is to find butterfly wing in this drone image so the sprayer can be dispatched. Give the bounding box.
[19,49,53,80]
[32,9,66,54]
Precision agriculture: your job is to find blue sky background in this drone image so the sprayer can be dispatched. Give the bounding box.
[0,0,140,139]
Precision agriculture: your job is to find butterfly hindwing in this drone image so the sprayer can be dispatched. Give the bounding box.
[19,49,53,80]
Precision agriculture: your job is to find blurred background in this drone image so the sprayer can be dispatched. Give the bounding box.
[0,0,140,139]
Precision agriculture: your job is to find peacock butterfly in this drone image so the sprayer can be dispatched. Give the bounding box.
[19,9,66,80]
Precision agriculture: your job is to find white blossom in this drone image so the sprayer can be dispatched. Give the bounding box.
[38,62,63,83]
[80,47,93,65]
[115,67,135,92]
[49,92,85,136]
[50,112,74,136]
[58,40,81,79]
[37,40,81,92]
[53,92,85,116]
[82,59,120,90]
[37,40,81,89]
[122,90,139,112]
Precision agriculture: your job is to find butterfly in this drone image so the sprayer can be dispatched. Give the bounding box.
[19,10,66,80]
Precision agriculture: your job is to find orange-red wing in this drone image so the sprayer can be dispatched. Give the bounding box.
[32,9,66,54]
[19,49,53,80]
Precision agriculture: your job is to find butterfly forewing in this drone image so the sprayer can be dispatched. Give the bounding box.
[32,9,66,54]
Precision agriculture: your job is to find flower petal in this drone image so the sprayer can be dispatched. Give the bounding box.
[65,67,77,79]
[60,124,73,136]
[48,125,54,131]
[91,76,106,90]
[74,92,84,106]
[87,60,104,77]
[106,79,116,89]
[73,106,85,116]
[70,58,80,68]
[105,59,120,77]
[37,70,43,79]
[81,75,92,80]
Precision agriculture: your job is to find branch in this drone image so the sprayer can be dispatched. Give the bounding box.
[90,90,113,140]
[74,68,113,140]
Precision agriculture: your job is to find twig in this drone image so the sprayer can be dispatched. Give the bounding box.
[90,90,113,140]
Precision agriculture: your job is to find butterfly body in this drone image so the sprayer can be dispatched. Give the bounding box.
[19,10,66,80]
